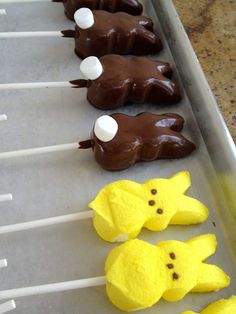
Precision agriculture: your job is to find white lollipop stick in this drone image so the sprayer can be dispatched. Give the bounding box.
[0,300,16,314]
[0,31,65,39]
[0,143,79,160]
[0,276,106,300]
[0,81,73,90]
[0,114,7,121]
[0,194,12,202]
[0,259,7,269]
[0,9,6,15]
[0,210,93,234]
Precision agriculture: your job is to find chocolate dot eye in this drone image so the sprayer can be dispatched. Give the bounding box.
[148,200,155,206]
[169,252,176,260]
[172,272,179,280]
[166,263,174,269]
[151,189,157,195]
[157,208,163,214]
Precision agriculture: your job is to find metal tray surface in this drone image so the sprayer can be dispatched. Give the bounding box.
[0,0,235,313]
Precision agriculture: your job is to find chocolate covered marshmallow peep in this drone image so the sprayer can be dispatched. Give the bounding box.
[74,9,162,58]
[63,0,143,20]
[90,171,208,242]
[78,55,181,109]
[182,296,236,314]
[105,235,230,311]
[79,112,195,170]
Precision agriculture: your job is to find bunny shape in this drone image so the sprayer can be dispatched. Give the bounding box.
[83,55,181,109]
[75,11,162,59]
[89,171,208,242]
[105,235,230,311]
[79,113,195,170]
[182,295,236,314]
[63,0,143,20]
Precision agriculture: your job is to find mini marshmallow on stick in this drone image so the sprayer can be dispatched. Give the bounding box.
[0,9,162,58]
[0,113,195,170]
[0,235,230,312]
[0,171,209,242]
[0,55,181,109]
[0,0,143,21]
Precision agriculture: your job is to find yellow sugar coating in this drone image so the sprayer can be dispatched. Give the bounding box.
[105,235,230,312]
[89,171,209,242]
[182,295,236,314]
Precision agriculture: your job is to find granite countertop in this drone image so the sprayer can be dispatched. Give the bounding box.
[173,0,236,143]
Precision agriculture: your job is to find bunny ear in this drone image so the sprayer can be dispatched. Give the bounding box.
[169,171,191,194]
[186,234,216,261]
[170,195,209,225]
[192,263,230,293]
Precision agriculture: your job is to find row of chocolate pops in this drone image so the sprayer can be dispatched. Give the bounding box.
[0,4,194,170]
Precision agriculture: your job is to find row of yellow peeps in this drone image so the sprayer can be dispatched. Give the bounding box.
[89,171,232,312]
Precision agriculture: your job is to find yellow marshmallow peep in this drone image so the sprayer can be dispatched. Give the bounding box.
[90,171,209,242]
[105,234,230,312]
[182,295,236,314]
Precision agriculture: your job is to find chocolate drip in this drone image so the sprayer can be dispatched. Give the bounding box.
[86,55,181,109]
[69,79,88,88]
[63,0,143,21]
[61,29,75,38]
[80,112,195,171]
[74,11,162,59]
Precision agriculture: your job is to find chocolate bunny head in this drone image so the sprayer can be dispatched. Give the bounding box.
[79,112,196,170]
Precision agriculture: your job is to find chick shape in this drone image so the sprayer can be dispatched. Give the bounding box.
[90,171,209,242]
[182,295,236,314]
[105,235,230,312]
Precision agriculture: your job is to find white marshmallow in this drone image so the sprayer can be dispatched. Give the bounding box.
[74,8,94,29]
[80,56,103,80]
[94,116,118,142]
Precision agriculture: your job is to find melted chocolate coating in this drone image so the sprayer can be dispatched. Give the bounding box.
[82,55,181,109]
[74,11,162,59]
[62,0,143,21]
[79,112,196,171]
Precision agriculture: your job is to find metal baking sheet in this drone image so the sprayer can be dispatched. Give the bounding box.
[0,0,235,313]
